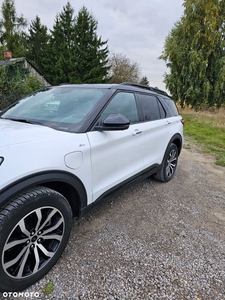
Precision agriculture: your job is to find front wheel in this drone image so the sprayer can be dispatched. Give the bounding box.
[154,143,179,182]
[0,187,73,292]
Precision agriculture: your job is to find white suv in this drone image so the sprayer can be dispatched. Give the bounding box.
[0,83,183,291]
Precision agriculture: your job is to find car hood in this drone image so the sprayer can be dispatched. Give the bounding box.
[0,119,62,147]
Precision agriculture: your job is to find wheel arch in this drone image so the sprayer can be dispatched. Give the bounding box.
[169,133,183,156]
[154,134,182,182]
[157,133,183,173]
[0,171,87,219]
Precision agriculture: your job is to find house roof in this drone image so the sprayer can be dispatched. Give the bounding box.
[0,57,24,67]
[0,57,52,85]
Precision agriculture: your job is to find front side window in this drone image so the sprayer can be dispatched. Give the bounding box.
[0,86,107,132]
[101,92,139,124]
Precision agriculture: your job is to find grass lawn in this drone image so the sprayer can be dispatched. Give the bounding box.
[179,108,225,166]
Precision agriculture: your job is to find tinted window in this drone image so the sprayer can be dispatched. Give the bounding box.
[138,94,161,121]
[158,99,166,118]
[102,92,139,124]
[161,96,179,116]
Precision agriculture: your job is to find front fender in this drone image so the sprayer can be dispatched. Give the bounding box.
[0,170,87,210]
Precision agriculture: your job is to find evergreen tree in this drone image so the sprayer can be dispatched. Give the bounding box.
[160,0,225,108]
[71,6,110,83]
[139,76,149,86]
[26,16,50,76]
[0,0,27,57]
[48,1,76,84]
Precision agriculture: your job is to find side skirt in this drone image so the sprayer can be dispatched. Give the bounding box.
[79,164,159,218]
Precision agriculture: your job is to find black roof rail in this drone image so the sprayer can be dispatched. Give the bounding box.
[121,82,169,96]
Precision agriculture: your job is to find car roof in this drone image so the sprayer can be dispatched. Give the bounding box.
[57,82,169,97]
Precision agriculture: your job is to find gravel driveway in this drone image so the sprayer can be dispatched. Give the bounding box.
[3,138,225,300]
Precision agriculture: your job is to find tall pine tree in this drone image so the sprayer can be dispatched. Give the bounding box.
[71,6,110,83]
[49,2,76,84]
[0,0,27,57]
[26,16,50,76]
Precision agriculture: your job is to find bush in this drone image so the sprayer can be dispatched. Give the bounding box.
[0,61,42,110]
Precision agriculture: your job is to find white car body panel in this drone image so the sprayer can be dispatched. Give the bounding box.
[0,120,93,204]
[87,122,146,201]
[143,116,183,168]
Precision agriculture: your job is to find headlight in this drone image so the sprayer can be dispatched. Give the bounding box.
[0,157,4,166]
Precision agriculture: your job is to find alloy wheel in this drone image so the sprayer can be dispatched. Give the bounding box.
[2,206,64,279]
[165,149,177,178]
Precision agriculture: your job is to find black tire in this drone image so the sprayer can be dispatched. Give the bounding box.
[0,186,73,292]
[154,143,179,182]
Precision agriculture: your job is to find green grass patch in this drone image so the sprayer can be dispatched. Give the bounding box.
[182,114,225,166]
[44,281,54,295]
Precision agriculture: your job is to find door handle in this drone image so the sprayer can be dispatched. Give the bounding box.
[132,129,142,136]
[165,121,171,126]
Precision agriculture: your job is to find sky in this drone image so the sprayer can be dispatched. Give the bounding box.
[8,0,184,91]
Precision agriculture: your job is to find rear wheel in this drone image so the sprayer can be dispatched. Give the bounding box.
[0,187,73,292]
[154,143,178,182]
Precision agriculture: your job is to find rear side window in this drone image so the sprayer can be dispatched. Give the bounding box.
[138,94,162,121]
[161,96,179,116]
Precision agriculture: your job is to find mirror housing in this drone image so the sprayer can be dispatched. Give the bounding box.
[95,113,130,131]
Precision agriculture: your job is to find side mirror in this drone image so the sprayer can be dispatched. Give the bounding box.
[95,113,130,131]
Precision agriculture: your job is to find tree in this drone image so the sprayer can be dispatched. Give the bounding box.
[139,76,149,85]
[109,52,141,83]
[70,6,110,83]
[26,16,50,76]
[0,0,27,57]
[160,0,225,108]
[48,1,76,84]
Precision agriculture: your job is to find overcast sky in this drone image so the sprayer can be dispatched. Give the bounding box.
[9,0,184,91]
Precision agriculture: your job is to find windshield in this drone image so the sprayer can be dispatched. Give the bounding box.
[0,86,107,132]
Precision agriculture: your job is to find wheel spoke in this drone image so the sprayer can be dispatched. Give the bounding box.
[169,165,174,172]
[4,238,29,251]
[34,208,43,231]
[42,218,63,235]
[166,166,171,176]
[17,248,30,278]
[33,246,40,273]
[42,234,63,242]
[170,157,177,163]
[18,219,30,237]
[37,244,54,258]
[38,208,58,231]
[4,246,29,269]
[168,152,176,162]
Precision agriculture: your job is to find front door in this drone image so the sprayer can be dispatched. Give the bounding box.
[87,91,145,202]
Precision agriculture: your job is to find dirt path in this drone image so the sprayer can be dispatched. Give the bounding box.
[182,137,225,192]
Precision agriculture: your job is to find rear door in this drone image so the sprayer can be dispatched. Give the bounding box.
[137,93,172,168]
[87,91,146,202]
